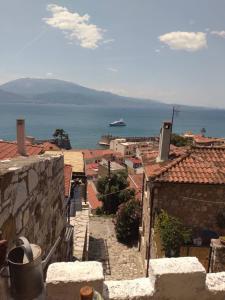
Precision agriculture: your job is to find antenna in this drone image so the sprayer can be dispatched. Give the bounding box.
[171,106,180,132]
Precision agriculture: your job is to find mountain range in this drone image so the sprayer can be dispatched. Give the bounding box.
[0,78,167,108]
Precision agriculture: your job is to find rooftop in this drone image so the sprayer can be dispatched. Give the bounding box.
[87,182,102,209]
[0,140,43,160]
[100,159,125,171]
[86,163,99,177]
[45,150,84,173]
[128,174,143,200]
[76,149,122,160]
[145,147,225,185]
[41,141,60,151]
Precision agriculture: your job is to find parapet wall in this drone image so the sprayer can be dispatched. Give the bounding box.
[46,257,225,300]
[0,154,66,259]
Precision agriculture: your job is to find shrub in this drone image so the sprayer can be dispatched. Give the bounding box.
[95,207,104,215]
[96,171,135,214]
[156,210,191,257]
[115,199,141,244]
[171,133,191,147]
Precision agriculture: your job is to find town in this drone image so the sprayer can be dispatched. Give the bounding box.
[1,118,225,299]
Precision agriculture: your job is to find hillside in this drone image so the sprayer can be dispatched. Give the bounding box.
[0,78,167,107]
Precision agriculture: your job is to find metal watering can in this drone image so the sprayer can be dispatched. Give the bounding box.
[7,237,44,300]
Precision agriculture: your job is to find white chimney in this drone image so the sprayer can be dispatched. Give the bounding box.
[17,119,27,156]
[156,121,172,162]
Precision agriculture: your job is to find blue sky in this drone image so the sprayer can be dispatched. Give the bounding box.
[1,0,225,108]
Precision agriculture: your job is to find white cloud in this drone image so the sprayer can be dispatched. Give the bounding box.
[107,67,118,72]
[211,31,225,38]
[159,31,207,52]
[102,39,115,44]
[43,4,104,49]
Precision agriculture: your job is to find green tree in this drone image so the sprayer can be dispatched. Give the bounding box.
[115,199,141,244]
[171,133,190,147]
[96,171,135,214]
[156,210,191,257]
[53,128,71,149]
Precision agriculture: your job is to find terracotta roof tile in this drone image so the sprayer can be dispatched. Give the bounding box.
[128,174,143,201]
[75,149,122,160]
[87,182,102,209]
[41,142,60,151]
[0,141,43,160]
[148,147,225,185]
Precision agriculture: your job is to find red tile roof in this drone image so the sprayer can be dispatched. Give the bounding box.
[42,142,60,151]
[127,157,142,164]
[86,163,99,177]
[146,147,225,185]
[87,182,102,209]
[128,174,143,201]
[0,141,43,160]
[75,149,122,160]
[64,165,72,197]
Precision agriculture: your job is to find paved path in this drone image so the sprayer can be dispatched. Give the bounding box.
[88,216,144,280]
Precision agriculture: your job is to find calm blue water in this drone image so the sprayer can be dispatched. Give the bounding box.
[0,103,225,148]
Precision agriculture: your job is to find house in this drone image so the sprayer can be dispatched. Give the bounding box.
[86,162,99,180]
[76,149,123,164]
[140,121,225,265]
[98,159,126,177]
[128,174,143,201]
[125,157,143,173]
[193,135,225,147]
[87,182,102,212]
[46,150,86,214]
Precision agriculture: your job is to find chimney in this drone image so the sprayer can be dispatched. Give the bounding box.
[17,119,27,156]
[156,121,172,162]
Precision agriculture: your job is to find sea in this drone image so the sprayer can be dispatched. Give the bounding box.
[0,103,225,148]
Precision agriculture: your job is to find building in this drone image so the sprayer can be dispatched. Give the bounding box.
[193,135,225,147]
[140,121,225,266]
[125,157,143,174]
[85,162,99,180]
[98,159,126,177]
[87,182,102,212]
[128,174,143,201]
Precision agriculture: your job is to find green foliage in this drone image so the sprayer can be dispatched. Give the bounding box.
[96,171,135,214]
[95,207,104,215]
[156,210,192,257]
[53,128,71,149]
[115,199,141,244]
[170,133,190,147]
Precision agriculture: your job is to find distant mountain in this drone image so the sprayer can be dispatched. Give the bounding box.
[0,78,168,107]
[0,88,28,103]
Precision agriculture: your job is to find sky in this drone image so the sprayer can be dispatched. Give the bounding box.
[0,0,225,108]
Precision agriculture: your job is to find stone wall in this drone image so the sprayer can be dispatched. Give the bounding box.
[155,183,225,234]
[0,155,67,260]
[45,257,225,300]
[139,181,225,268]
[210,239,225,273]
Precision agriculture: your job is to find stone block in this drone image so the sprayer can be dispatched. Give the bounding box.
[103,278,154,300]
[46,261,104,300]
[28,168,39,193]
[205,272,225,300]
[16,211,23,234]
[12,180,27,215]
[149,257,206,300]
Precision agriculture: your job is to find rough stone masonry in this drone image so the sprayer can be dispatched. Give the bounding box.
[0,154,67,260]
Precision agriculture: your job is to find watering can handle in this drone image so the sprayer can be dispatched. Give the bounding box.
[16,237,34,262]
